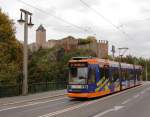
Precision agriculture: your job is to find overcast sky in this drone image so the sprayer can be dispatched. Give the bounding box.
[1,0,150,58]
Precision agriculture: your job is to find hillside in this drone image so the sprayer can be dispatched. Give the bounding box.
[28,47,96,84]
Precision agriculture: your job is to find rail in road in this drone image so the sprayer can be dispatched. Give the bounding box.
[0,82,150,117]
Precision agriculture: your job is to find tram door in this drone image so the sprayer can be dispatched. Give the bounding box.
[88,64,100,92]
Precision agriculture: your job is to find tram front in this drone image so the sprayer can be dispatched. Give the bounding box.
[67,62,89,98]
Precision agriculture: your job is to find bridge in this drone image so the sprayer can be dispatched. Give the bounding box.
[0,82,150,117]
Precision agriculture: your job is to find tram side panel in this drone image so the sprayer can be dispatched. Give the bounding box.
[90,64,111,98]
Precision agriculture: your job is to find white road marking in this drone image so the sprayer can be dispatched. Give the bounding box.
[38,85,142,117]
[121,98,131,105]
[0,93,66,106]
[93,106,124,117]
[0,97,67,112]
[22,101,67,112]
[139,87,150,96]
[113,106,124,111]
[133,94,140,98]
[93,109,114,117]
[122,86,150,105]
[140,91,145,95]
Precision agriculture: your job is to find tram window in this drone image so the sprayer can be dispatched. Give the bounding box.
[126,70,130,80]
[69,68,77,79]
[134,70,137,80]
[113,68,119,81]
[100,67,104,79]
[125,70,128,80]
[131,70,135,80]
[122,69,126,80]
[109,68,114,82]
[128,69,134,80]
[137,71,142,81]
[88,68,95,83]
[135,70,138,80]
[104,68,109,79]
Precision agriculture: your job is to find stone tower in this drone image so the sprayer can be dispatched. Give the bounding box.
[98,40,108,59]
[36,25,46,48]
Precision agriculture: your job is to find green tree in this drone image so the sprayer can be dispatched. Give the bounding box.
[28,47,96,84]
[0,9,23,85]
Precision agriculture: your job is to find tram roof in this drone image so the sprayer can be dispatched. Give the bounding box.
[69,57,142,70]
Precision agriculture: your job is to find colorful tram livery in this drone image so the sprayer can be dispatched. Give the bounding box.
[67,57,143,98]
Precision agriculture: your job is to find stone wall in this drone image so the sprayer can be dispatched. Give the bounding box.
[58,36,78,51]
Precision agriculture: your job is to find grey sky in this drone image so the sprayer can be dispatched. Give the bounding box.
[0,0,150,58]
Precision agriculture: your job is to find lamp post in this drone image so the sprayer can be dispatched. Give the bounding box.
[18,9,34,95]
[118,47,128,90]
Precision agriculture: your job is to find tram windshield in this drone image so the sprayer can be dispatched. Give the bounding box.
[69,67,88,84]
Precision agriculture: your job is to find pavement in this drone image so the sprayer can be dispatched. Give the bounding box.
[0,82,150,117]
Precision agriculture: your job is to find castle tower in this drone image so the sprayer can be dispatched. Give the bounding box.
[36,24,46,48]
[98,40,108,59]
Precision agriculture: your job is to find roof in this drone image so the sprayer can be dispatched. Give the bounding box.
[69,57,142,70]
[36,24,46,32]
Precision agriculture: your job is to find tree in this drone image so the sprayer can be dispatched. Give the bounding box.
[0,9,23,85]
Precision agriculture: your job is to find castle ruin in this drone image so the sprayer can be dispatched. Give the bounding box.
[29,25,109,59]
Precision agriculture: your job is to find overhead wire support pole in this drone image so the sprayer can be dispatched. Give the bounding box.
[23,11,28,95]
[18,9,34,95]
[118,47,128,91]
[146,61,148,81]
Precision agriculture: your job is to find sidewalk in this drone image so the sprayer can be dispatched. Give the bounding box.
[0,89,66,105]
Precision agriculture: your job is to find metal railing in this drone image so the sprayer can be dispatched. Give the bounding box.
[28,82,67,94]
[0,82,67,98]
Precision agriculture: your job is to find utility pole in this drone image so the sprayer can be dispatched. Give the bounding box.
[18,9,34,95]
[111,45,115,61]
[146,62,148,81]
[118,47,128,90]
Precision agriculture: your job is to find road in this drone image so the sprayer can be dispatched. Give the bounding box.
[0,82,150,117]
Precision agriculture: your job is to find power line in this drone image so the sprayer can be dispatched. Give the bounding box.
[17,0,92,34]
[121,17,150,26]
[80,0,132,40]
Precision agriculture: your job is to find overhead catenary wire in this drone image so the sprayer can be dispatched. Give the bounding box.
[79,0,133,40]
[79,0,136,56]
[17,0,123,48]
[17,0,93,34]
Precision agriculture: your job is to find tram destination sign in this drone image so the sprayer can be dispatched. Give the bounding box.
[69,62,88,67]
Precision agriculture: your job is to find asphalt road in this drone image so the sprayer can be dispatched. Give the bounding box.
[0,82,150,117]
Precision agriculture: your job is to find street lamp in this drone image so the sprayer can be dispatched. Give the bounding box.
[18,12,25,24]
[118,47,128,90]
[18,9,34,95]
[28,15,34,27]
[118,47,128,58]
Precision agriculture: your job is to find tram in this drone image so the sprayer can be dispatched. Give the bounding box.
[67,57,143,98]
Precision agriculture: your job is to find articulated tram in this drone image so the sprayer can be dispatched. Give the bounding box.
[67,57,143,98]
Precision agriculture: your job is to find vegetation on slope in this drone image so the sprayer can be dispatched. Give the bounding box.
[28,47,96,83]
